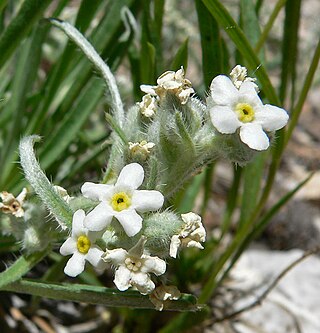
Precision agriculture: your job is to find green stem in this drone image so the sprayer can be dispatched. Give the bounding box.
[285,39,320,145]
[255,0,287,53]
[1,279,202,312]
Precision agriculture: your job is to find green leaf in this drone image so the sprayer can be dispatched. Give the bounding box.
[240,0,261,46]
[255,0,287,53]
[195,0,224,87]
[2,279,202,312]
[285,39,320,144]
[170,38,189,72]
[0,250,48,289]
[279,0,301,105]
[39,79,104,170]
[0,23,48,188]
[202,0,280,105]
[239,152,267,228]
[0,0,52,69]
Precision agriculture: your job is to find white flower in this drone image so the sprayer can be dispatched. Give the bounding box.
[60,209,105,277]
[128,140,155,161]
[209,75,289,151]
[0,188,27,217]
[103,238,166,294]
[149,284,181,311]
[81,163,164,237]
[169,212,206,258]
[229,65,258,91]
[140,67,194,105]
[138,94,158,118]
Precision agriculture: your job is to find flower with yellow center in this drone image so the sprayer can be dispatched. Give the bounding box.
[103,238,166,295]
[76,235,91,254]
[60,209,105,277]
[208,74,289,151]
[81,163,164,237]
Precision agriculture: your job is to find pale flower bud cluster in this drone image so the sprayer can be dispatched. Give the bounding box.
[229,65,259,91]
[0,188,27,218]
[139,67,194,116]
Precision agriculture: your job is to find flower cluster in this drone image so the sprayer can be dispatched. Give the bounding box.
[13,49,289,310]
[58,161,206,305]
[56,65,288,305]
[138,67,194,118]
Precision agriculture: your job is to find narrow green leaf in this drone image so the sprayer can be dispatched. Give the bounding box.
[2,279,202,312]
[170,38,189,72]
[0,23,48,187]
[285,39,320,144]
[239,152,267,228]
[0,250,48,289]
[176,172,206,213]
[49,18,125,125]
[0,0,51,69]
[240,0,261,46]
[105,113,128,144]
[195,0,224,87]
[154,0,165,42]
[39,80,104,170]
[221,166,242,237]
[279,0,301,105]
[255,0,287,53]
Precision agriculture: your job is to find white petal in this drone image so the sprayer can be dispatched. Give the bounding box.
[115,209,142,237]
[60,237,77,256]
[81,182,113,201]
[169,235,181,258]
[16,188,28,203]
[64,252,86,277]
[131,272,155,294]
[71,209,86,238]
[84,202,113,231]
[132,190,164,212]
[210,75,238,105]
[114,266,131,291]
[86,245,104,267]
[239,81,263,107]
[186,239,204,249]
[103,248,128,265]
[240,123,269,151]
[255,104,289,131]
[209,105,241,134]
[115,163,144,190]
[140,84,157,95]
[142,256,166,276]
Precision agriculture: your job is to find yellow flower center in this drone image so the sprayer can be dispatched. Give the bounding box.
[77,235,91,254]
[111,192,131,212]
[125,257,142,272]
[235,103,255,123]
